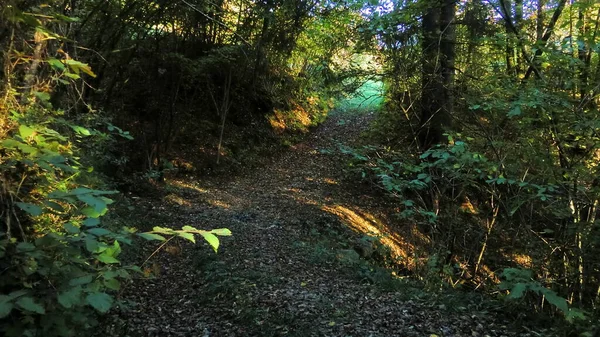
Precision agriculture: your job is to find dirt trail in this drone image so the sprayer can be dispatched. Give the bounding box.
[103,112,543,337]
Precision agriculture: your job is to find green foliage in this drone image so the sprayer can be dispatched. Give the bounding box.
[0,6,231,336]
[499,268,585,321]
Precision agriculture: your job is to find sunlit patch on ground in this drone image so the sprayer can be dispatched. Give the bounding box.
[164,194,193,207]
[323,178,338,185]
[321,204,414,262]
[207,199,231,209]
[168,179,210,194]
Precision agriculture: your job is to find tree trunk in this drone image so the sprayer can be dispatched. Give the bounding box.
[419,0,454,150]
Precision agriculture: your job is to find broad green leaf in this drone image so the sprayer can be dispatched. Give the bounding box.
[96,254,119,264]
[182,225,196,231]
[85,292,113,313]
[75,189,116,196]
[566,308,586,321]
[210,228,232,236]
[16,296,45,314]
[544,290,569,314]
[0,298,13,318]
[16,203,43,216]
[507,283,527,299]
[1,139,22,149]
[57,287,82,309]
[70,125,91,136]
[200,232,220,252]
[65,60,96,77]
[137,232,166,241]
[85,237,99,253]
[178,232,195,243]
[43,201,64,212]
[16,242,35,252]
[508,105,522,117]
[152,226,176,235]
[64,72,81,80]
[83,218,100,227]
[33,91,51,102]
[81,206,102,218]
[103,278,121,291]
[47,58,65,70]
[64,223,80,234]
[69,275,93,286]
[0,292,23,319]
[87,228,111,237]
[77,194,107,213]
[19,125,35,139]
[104,241,121,258]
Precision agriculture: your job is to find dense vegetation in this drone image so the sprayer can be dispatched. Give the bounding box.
[1,0,599,335]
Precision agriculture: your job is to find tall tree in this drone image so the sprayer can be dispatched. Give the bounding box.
[419,0,456,149]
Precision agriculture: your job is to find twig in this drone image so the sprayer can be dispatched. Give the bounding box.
[141,236,175,267]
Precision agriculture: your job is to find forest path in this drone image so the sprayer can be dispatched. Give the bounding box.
[105,109,539,337]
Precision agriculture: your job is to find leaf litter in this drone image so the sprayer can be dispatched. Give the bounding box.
[98,111,553,337]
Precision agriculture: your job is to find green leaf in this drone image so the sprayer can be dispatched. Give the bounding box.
[33,91,51,102]
[83,218,100,227]
[69,275,93,286]
[70,125,92,136]
[210,228,232,236]
[81,206,102,218]
[566,308,586,321]
[508,105,522,117]
[53,14,80,23]
[16,242,36,252]
[85,292,113,313]
[87,228,111,237]
[104,241,121,258]
[64,222,80,234]
[65,60,96,77]
[0,295,14,318]
[47,58,65,70]
[137,232,166,241]
[57,287,82,309]
[178,232,195,243]
[16,296,45,314]
[96,254,120,264]
[16,202,43,216]
[85,237,99,253]
[103,278,121,291]
[77,194,107,213]
[200,232,220,252]
[19,125,35,139]
[64,71,81,80]
[544,290,569,314]
[508,283,528,299]
[44,201,64,212]
[152,226,176,235]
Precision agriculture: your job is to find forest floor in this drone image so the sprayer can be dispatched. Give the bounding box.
[101,106,554,337]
